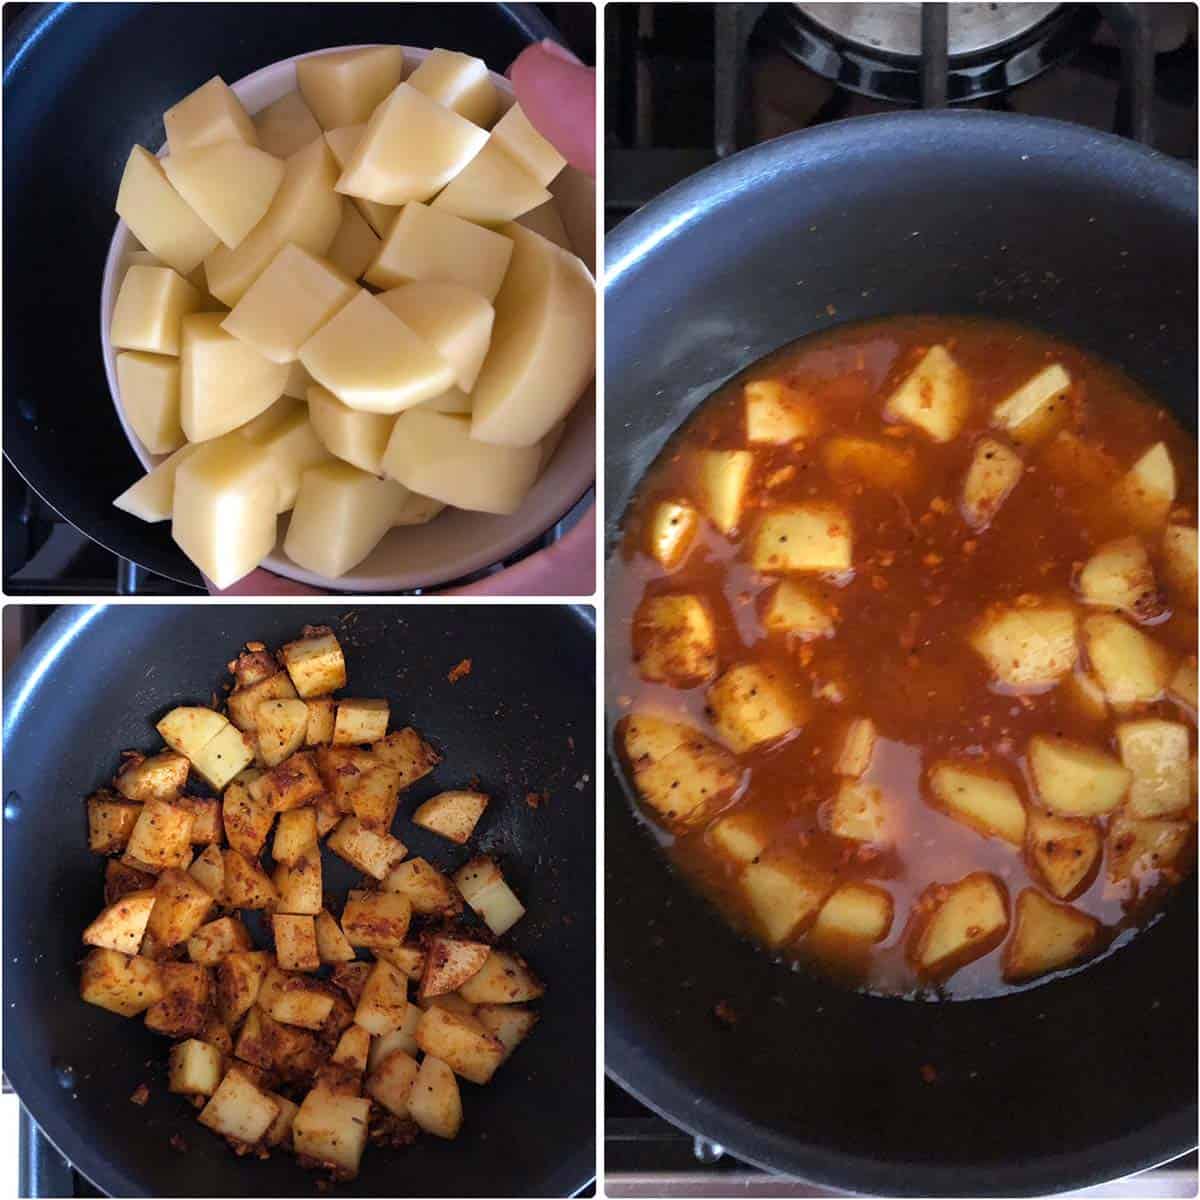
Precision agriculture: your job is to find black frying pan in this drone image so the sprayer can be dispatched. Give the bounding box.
[3,603,595,1197]
[604,111,1198,1195]
[2,2,562,589]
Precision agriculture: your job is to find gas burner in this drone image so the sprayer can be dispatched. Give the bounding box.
[763,2,1102,104]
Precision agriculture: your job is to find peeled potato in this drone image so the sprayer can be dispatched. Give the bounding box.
[111,265,205,356]
[422,388,472,415]
[163,76,257,152]
[884,345,970,442]
[113,444,203,523]
[325,200,380,281]
[116,352,184,454]
[307,385,396,475]
[238,398,329,512]
[323,125,400,239]
[516,199,572,250]
[431,140,551,226]
[377,283,494,393]
[991,364,1071,445]
[490,102,566,187]
[469,224,595,447]
[296,46,405,131]
[162,143,285,249]
[382,409,541,515]
[408,49,498,126]
[252,91,323,158]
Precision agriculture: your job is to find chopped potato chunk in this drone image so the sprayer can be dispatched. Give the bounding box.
[1116,719,1191,818]
[414,1005,505,1085]
[187,915,252,966]
[739,853,833,947]
[707,662,807,753]
[761,580,835,640]
[420,935,491,999]
[1082,614,1172,706]
[280,626,347,697]
[198,1067,279,1147]
[633,593,717,686]
[384,857,462,917]
[146,867,215,947]
[327,816,407,880]
[1107,814,1192,885]
[1077,537,1162,620]
[222,849,279,910]
[825,780,889,844]
[293,1087,371,1178]
[457,950,544,1005]
[354,959,409,1036]
[81,948,163,1016]
[453,857,525,935]
[990,363,1071,445]
[372,727,441,788]
[227,669,297,733]
[743,380,816,444]
[834,718,876,778]
[408,1055,462,1139]
[188,723,255,791]
[332,697,390,745]
[222,774,274,859]
[123,798,195,871]
[411,790,488,844]
[474,1005,538,1062]
[248,751,324,812]
[823,435,918,493]
[912,872,1008,977]
[970,602,1077,690]
[928,761,1026,845]
[214,950,270,1027]
[145,961,211,1038]
[1113,442,1176,531]
[693,449,754,537]
[342,889,412,950]
[1163,524,1198,604]
[168,1039,224,1096]
[87,792,142,855]
[960,437,1023,530]
[115,752,189,804]
[707,809,770,864]
[1027,810,1102,899]
[257,698,310,767]
[273,914,320,972]
[883,345,970,442]
[813,883,893,943]
[749,504,852,574]
[1028,734,1131,817]
[366,1048,420,1118]
[646,500,700,570]
[1004,889,1099,982]
[82,890,156,955]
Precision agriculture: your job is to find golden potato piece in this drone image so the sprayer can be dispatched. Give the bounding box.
[1027,810,1102,900]
[1004,889,1099,983]
[456,949,543,1005]
[366,1048,419,1118]
[749,504,852,573]
[927,761,1026,845]
[188,722,255,791]
[693,450,754,537]
[883,344,969,443]
[633,593,717,687]
[813,883,893,943]
[164,75,256,152]
[256,698,309,767]
[145,867,215,948]
[168,1039,223,1097]
[332,697,389,745]
[1113,442,1176,532]
[419,936,491,1000]
[222,849,279,910]
[646,500,700,571]
[123,798,194,872]
[327,816,407,880]
[1082,614,1172,706]
[474,1005,538,1063]
[187,915,252,966]
[199,1067,279,1147]
[415,1005,505,1085]
[1116,718,1191,818]
[213,950,270,1027]
[739,853,833,947]
[1028,734,1131,817]
[281,627,347,697]
[451,857,523,935]
[292,1087,370,1178]
[342,889,412,950]
[272,913,320,972]
[156,705,227,761]
[707,809,770,865]
[707,662,806,753]
[834,717,876,778]
[912,872,1008,977]
[411,790,488,845]
[227,668,298,732]
[961,437,1023,530]
[144,961,210,1038]
[408,1055,462,1139]
[82,890,156,956]
[80,948,163,1016]
[825,780,889,844]
[1107,814,1192,885]
[1162,524,1197,605]
[823,435,918,493]
[990,363,1071,445]
[87,793,141,855]
[743,380,817,445]
[761,580,835,640]
[385,857,462,917]
[115,751,189,804]
[970,602,1077,690]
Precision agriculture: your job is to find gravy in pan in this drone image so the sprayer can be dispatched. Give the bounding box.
[610,315,1197,1000]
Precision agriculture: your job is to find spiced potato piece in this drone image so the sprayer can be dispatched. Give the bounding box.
[411,790,488,844]
[707,809,770,864]
[372,726,441,788]
[198,1067,280,1147]
[87,791,142,855]
[332,697,389,745]
[738,852,834,947]
[761,580,835,640]
[812,883,894,943]
[883,344,970,443]
[82,890,156,956]
[226,669,298,733]
[707,662,807,754]
[743,379,816,445]
[115,751,190,804]
[315,745,378,810]
[420,936,490,1000]
[970,602,1077,690]
[255,698,310,766]
[259,965,336,1029]
[145,867,215,947]
[927,761,1027,845]
[834,718,876,778]
[456,950,544,1005]
[1113,442,1176,532]
[632,593,717,687]
[1077,537,1162,620]
[187,915,252,966]
[156,705,228,761]
[341,889,412,950]
[273,807,318,865]
[1028,735,1131,817]
[408,1055,462,1139]
[453,857,523,934]
[474,1004,539,1062]
[347,764,403,831]
[749,504,853,574]
[1083,614,1172,706]
[960,436,1023,530]
[327,816,407,880]
[248,750,324,812]
[414,1004,505,1085]
[222,773,274,859]
[223,849,279,909]
[214,949,271,1026]
[315,909,357,965]
[1026,810,1102,899]
[825,780,890,845]
[144,961,211,1037]
[911,872,1009,978]
[822,435,918,493]
[1162,523,1198,604]
[122,798,195,872]
[168,1038,224,1097]
[354,960,409,1035]
[189,723,256,791]
[273,843,323,914]
[384,857,462,917]
[273,913,320,972]
[80,948,164,1016]
[1107,814,1192,886]
[280,626,347,698]
[990,363,1071,445]
[366,1048,420,1118]
[692,449,753,536]
[646,499,700,570]
[1116,718,1191,818]
[1003,889,1100,983]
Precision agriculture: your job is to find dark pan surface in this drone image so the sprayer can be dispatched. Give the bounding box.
[604,111,1197,1195]
[3,604,595,1197]
[3,3,558,587]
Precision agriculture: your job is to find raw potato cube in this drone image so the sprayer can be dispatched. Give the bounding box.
[412,790,489,844]
[375,945,427,982]
[163,142,284,249]
[335,82,488,204]
[82,890,156,955]
[1082,614,1172,705]
[179,313,290,442]
[354,960,409,1035]
[326,198,381,280]
[474,1005,538,1061]
[990,363,1071,445]
[281,627,346,697]
[1107,815,1192,885]
[168,1039,224,1096]
[252,90,323,158]
[1003,889,1100,982]
[115,352,184,453]
[307,384,395,474]
[204,137,343,308]
[1169,659,1198,714]
[272,847,322,915]
[306,698,337,746]
[341,889,412,949]
[221,244,356,363]
[227,669,298,732]
[646,500,700,570]
[1077,537,1161,620]
[762,580,835,640]
[364,201,513,298]
[111,266,204,357]
[222,775,274,859]
[457,949,544,1005]
[240,396,330,507]
[273,808,318,866]
[1116,719,1191,818]
[249,750,324,811]
[822,435,918,492]
[707,809,770,864]
[961,436,1023,530]
[80,949,163,1016]
[707,662,806,754]
[198,1067,279,1147]
[123,798,194,871]
[693,449,753,536]
[743,379,817,444]
[116,752,189,804]
[378,281,495,394]
[927,761,1027,845]
[490,101,566,186]
[826,780,889,844]
[256,698,310,766]
[112,444,203,523]
[115,146,220,275]
[273,914,320,972]
[188,722,255,790]
[327,816,407,879]
[912,872,1008,976]
[835,718,876,778]
[1027,810,1102,900]
[415,1005,505,1085]
[620,712,741,833]
[407,48,497,126]
[633,593,717,686]
[1113,442,1176,531]
[813,883,894,942]
[382,409,541,515]
[420,936,491,999]
[315,909,357,964]
[324,124,400,237]
[433,138,551,225]
[222,849,279,909]
[468,224,595,448]
[189,843,226,902]
[187,915,252,966]
[373,727,441,789]
[739,854,833,947]
[408,1056,462,1139]
[164,76,257,152]
[214,950,270,1026]
[1162,524,1197,604]
[87,793,142,855]
[1028,735,1131,817]
[883,344,970,442]
[146,867,215,947]
[384,857,462,916]
[366,1049,420,1117]
[970,603,1077,690]
[144,961,210,1037]
[156,705,227,760]
[333,698,390,745]
[453,857,524,935]
[749,504,853,573]
[517,198,572,249]
[297,45,405,131]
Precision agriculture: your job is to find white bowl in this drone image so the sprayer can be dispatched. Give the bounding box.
[101,44,596,593]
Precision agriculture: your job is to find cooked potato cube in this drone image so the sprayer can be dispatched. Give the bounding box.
[190,724,256,792]
[384,857,461,916]
[1027,810,1102,899]
[825,780,889,844]
[332,697,390,745]
[362,1048,419,1119]
[272,845,322,915]
[354,960,409,1035]
[1107,815,1192,885]
[990,363,1071,445]
[281,627,347,698]
[912,872,1008,977]
[1004,889,1100,982]
[1077,536,1162,621]
[412,790,489,844]
[372,727,441,788]
[1169,658,1197,715]
[1082,614,1172,706]
[327,816,407,879]
[188,843,225,903]
[87,792,142,854]
[1116,719,1191,818]
[633,593,717,687]
[168,1038,224,1096]
[222,775,274,859]
[961,436,1023,530]
[474,1005,538,1062]
[82,890,156,955]
[707,809,770,864]
[145,961,210,1037]
[214,950,270,1026]
[199,1067,280,1147]
[342,889,411,949]
[316,745,377,810]
[928,762,1026,845]
[743,379,816,444]
[693,449,753,536]
[249,751,325,812]
[123,798,195,871]
[187,915,252,966]
[1163,524,1197,604]
[375,944,426,981]
[236,1003,326,1080]
[226,669,298,733]
[970,602,1077,690]
[313,909,357,965]
[834,718,876,778]
[222,849,279,909]
[172,795,221,846]
[761,580,835,640]
[303,697,337,746]
[263,1091,300,1148]
[367,1012,422,1071]
[749,504,852,574]
[646,500,700,570]
[258,966,336,1030]
[415,1005,505,1085]
[456,949,544,1006]
[883,344,970,442]
[105,858,157,906]
[316,793,342,837]
[407,1055,462,1139]
[156,706,228,761]
[822,434,919,493]
[146,867,215,947]
[1113,442,1176,531]
[271,808,318,867]
[347,765,403,832]
[292,1086,371,1178]
[707,662,807,754]
[80,949,163,1016]
[813,883,893,943]
[115,751,190,804]
[449,857,520,935]
[420,936,490,999]
[255,698,310,767]
[331,1024,371,1073]
[273,914,320,972]
[739,853,833,947]
[1028,734,1131,817]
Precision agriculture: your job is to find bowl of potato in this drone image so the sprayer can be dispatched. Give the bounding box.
[100,43,596,592]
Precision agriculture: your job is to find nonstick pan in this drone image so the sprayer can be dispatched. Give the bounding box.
[3,603,596,1197]
[2,2,562,589]
[604,112,1197,1196]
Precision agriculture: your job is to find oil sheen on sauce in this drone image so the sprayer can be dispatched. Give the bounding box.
[609,314,1198,1001]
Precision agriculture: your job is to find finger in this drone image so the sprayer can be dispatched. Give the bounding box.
[509,41,595,177]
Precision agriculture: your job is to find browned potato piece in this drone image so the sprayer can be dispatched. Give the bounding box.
[158,706,231,766]
[315,745,378,810]
[82,890,156,955]
[693,449,754,536]
[1003,889,1100,983]
[420,935,490,999]
[632,593,717,686]
[372,726,441,788]
[222,849,279,909]
[115,751,190,803]
[707,662,807,754]
[646,499,700,570]
[911,872,1008,978]
[199,1067,280,1147]
[749,504,853,574]
[408,1055,462,1138]
[187,915,252,966]
[173,795,221,845]
[305,697,337,746]
[272,807,318,865]
[106,859,157,906]
[327,815,407,879]
[227,670,298,733]
[411,790,488,844]
[273,914,320,972]
[201,1014,235,1057]
[122,798,195,872]
[970,602,1077,690]
[315,909,357,964]
[1107,815,1192,886]
[825,780,889,845]
[812,883,894,943]
[1076,537,1162,620]
[834,718,876,778]
[1026,810,1102,900]
[222,773,274,858]
[927,761,1026,845]
[960,436,1022,530]
[415,1005,505,1085]
[383,857,462,916]
[332,697,389,745]
[332,961,374,1008]
[188,843,226,902]
[453,857,524,935]
[341,889,411,949]
[81,948,163,1016]
[1028,735,1131,817]
[474,1005,539,1062]
[187,724,256,792]
[280,626,347,698]
[145,961,210,1037]
[332,1023,371,1072]
[738,852,833,947]
[347,764,403,831]
[248,750,324,812]
[354,959,409,1035]
[316,793,342,838]
[375,944,426,980]
[232,646,279,689]
[273,843,322,914]
[365,1048,419,1117]
[145,867,215,947]
[293,1087,371,1178]
[168,1038,224,1096]
[263,1091,299,1148]
[1083,614,1172,706]
[822,435,918,493]
[87,791,142,854]
[214,949,271,1026]
[1162,523,1197,604]
[255,698,309,766]
[884,344,970,442]
[258,965,336,1030]
[456,950,544,1005]
[1116,718,1191,818]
